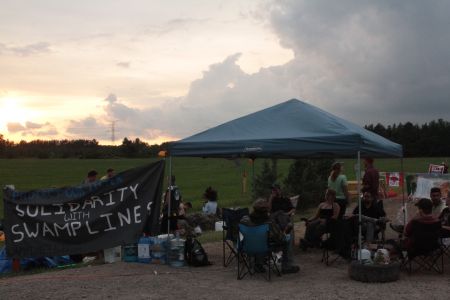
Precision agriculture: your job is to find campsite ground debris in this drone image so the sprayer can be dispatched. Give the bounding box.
[0,197,449,299]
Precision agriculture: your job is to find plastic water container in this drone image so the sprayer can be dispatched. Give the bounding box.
[138,236,152,264]
[123,244,138,262]
[104,246,122,263]
[215,221,224,231]
[169,235,185,267]
[149,236,167,264]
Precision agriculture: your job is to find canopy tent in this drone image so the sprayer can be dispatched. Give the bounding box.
[168,99,402,158]
[167,98,404,262]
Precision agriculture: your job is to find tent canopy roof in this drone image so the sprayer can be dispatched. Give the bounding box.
[169,99,403,158]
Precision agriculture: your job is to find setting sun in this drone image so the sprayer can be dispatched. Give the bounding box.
[0,97,33,128]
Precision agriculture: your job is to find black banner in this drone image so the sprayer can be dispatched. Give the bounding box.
[3,160,165,258]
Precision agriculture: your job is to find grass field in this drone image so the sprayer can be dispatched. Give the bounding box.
[0,157,448,218]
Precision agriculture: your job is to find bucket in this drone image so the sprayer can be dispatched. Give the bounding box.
[104,246,122,263]
[123,244,138,262]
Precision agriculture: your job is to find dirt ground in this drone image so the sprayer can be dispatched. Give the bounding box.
[1,198,450,300]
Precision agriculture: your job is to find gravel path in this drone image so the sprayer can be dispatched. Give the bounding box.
[1,198,449,299]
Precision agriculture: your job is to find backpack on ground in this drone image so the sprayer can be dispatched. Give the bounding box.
[184,237,211,267]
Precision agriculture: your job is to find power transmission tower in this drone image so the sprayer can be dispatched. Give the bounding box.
[110,120,119,144]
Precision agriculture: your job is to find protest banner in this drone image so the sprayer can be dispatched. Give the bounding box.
[3,161,165,258]
[412,173,450,200]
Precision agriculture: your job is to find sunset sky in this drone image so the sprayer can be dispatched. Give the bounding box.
[1,0,450,144]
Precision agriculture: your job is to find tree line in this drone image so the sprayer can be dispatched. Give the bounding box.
[365,119,450,157]
[1,118,450,158]
[0,135,168,158]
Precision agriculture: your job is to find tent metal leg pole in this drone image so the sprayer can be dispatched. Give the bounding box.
[252,158,255,195]
[167,156,172,264]
[401,157,406,226]
[357,151,362,262]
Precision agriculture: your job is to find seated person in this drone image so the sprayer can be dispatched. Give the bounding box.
[300,189,340,250]
[240,199,299,274]
[391,187,444,235]
[430,187,446,218]
[177,201,194,236]
[439,192,450,238]
[269,183,295,231]
[403,198,441,253]
[202,186,219,215]
[350,192,388,242]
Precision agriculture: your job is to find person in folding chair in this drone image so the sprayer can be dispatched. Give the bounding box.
[439,192,450,234]
[400,198,443,273]
[299,189,340,251]
[222,207,249,267]
[240,199,300,275]
[349,192,388,243]
[438,193,450,256]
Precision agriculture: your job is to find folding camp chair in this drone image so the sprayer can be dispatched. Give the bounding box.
[237,223,281,281]
[222,208,249,267]
[402,220,444,274]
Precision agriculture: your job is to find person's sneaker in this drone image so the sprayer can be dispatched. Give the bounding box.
[282,265,300,274]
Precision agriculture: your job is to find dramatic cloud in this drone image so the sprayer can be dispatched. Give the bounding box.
[7,121,58,136]
[7,122,26,133]
[25,121,43,129]
[264,0,450,124]
[66,117,110,140]
[91,0,450,141]
[0,42,51,56]
[116,61,130,68]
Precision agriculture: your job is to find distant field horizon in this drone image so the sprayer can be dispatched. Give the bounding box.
[1,157,448,218]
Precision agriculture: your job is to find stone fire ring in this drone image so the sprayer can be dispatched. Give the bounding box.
[349,261,401,283]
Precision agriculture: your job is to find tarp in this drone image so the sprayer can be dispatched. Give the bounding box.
[169,99,402,158]
[3,161,165,258]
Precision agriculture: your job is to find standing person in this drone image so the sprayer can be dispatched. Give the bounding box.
[328,162,349,219]
[362,158,381,209]
[100,168,115,180]
[160,175,182,233]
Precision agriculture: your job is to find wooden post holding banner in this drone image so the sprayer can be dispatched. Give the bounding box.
[428,164,444,174]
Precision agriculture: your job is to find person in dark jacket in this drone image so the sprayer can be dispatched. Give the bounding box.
[240,199,299,274]
[351,192,388,242]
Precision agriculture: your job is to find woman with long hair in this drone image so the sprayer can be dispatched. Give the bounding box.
[328,162,349,219]
[300,188,340,250]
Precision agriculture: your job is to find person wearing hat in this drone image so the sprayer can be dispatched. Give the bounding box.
[328,162,349,219]
[240,198,299,274]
